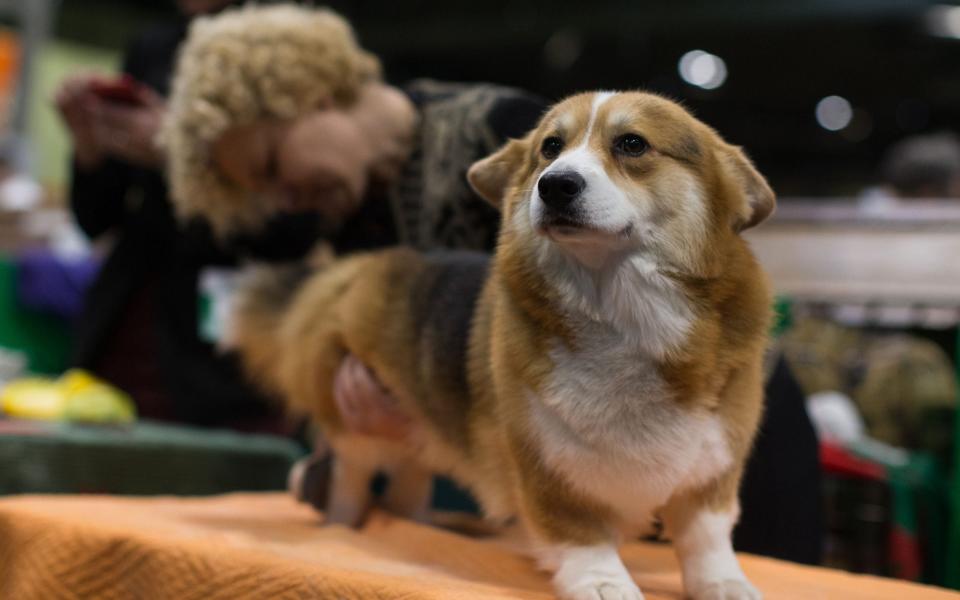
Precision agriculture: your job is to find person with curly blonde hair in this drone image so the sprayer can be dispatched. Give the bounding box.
[54,1,389,429]
[162,3,388,235]
[57,1,541,431]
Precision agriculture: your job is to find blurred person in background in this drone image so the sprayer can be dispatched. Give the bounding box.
[859,131,960,210]
[163,3,823,565]
[882,132,960,199]
[53,0,324,431]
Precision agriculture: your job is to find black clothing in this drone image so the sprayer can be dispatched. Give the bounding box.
[736,355,824,565]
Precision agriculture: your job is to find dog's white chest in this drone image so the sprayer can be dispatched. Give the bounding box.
[530,334,732,527]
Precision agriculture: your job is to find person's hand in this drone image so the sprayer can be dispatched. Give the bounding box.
[54,74,105,169]
[54,74,167,170]
[333,354,415,441]
[93,85,167,168]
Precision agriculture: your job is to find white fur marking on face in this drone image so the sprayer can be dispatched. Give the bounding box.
[640,172,710,272]
[530,92,627,239]
[536,143,637,236]
[583,91,615,145]
[549,544,644,600]
[672,508,760,599]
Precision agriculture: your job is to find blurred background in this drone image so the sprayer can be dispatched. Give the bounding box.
[6,0,960,194]
[0,0,958,591]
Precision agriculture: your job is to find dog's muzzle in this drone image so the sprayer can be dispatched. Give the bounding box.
[538,171,585,216]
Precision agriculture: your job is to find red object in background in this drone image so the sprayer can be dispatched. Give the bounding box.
[0,29,20,127]
[90,75,146,106]
[0,31,18,93]
[820,441,887,481]
[890,525,923,581]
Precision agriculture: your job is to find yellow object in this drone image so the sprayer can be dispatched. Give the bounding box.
[0,378,65,419]
[0,370,136,423]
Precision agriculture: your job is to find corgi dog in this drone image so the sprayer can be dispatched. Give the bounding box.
[230,91,775,600]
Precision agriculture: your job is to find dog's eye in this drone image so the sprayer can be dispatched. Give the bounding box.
[541,136,564,159]
[614,134,649,157]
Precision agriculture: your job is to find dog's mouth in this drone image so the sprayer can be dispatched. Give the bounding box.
[540,215,587,237]
[538,217,635,243]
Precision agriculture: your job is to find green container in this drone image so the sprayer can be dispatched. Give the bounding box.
[0,419,304,495]
[0,256,71,375]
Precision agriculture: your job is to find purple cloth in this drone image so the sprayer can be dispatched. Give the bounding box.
[14,250,101,320]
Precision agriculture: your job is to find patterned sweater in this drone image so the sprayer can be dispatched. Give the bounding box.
[332,79,546,254]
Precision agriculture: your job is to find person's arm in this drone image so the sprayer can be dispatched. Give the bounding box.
[174,212,327,269]
[229,213,327,262]
[68,158,131,240]
[61,32,166,241]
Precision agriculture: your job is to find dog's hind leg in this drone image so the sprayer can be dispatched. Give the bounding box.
[324,436,380,527]
[382,461,433,523]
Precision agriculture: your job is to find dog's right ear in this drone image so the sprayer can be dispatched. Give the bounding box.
[467,136,530,209]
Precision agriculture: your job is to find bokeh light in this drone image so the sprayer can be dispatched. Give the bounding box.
[678,50,727,90]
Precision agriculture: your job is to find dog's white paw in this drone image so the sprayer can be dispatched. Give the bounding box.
[558,576,644,600]
[324,502,365,527]
[689,578,761,600]
[550,544,643,600]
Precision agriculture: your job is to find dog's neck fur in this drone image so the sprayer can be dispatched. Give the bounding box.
[525,238,695,359]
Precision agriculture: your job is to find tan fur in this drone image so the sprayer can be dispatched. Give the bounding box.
[232,91,774,599]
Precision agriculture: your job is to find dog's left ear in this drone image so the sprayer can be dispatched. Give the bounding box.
[721,145,776,231]
[467,136,530,209]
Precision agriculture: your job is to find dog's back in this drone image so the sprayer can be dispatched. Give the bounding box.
[229,248,492,442]
[408,251,490,449]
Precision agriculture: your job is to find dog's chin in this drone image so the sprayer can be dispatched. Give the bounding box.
[536,219,636,269]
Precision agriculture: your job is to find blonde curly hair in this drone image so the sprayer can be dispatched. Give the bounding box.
[161,3,381,235]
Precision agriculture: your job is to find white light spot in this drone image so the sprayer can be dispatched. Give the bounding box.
[678,50,727,90]
[926,5,960,38]
[816,95,853,131]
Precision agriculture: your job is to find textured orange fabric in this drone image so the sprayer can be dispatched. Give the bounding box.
[0,493,956,599]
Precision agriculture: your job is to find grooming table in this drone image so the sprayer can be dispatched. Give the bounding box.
[0,493,956,599]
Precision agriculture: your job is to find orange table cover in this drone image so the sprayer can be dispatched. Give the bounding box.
[0,493,957,599]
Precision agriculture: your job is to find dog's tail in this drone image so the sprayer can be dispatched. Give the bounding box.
[225,261,313,396]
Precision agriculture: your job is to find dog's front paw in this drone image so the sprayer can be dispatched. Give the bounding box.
[551,544,643,600]
[559,577,644,600]
[689,578,761,600]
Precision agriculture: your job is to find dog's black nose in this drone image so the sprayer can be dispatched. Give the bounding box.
[538,171,585,209]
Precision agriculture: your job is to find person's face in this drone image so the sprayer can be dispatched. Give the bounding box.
[213,110,373,223]
[175,0,234,17]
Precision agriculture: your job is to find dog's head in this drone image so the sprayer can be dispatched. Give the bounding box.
[468,91,774,275]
